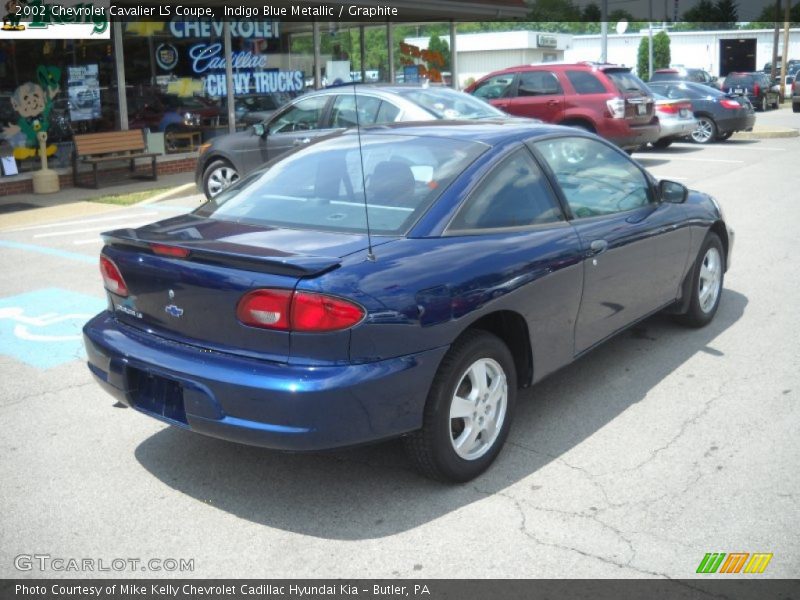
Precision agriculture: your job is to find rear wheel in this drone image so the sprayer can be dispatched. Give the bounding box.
[759,96,767,111]
[202,159,239,199]
[404,330,517,482]
[675,232,725,328]
[794,103,800,113]
[652,138,673,149]
[691,116,717,144]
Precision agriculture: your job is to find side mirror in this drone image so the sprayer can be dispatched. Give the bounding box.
[252,123,266,137]
[659,179,688,204]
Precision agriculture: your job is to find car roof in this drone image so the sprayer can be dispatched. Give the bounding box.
[354,119,574,146]
[482,62,630,75]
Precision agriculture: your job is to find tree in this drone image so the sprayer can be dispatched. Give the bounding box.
[637,30,671,80]
[427,35,451,71]
[679,0,738,29]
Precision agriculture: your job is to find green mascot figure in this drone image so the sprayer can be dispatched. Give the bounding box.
[3,66,61,161]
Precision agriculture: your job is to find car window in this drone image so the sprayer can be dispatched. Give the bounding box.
[449,148,563,232]
[471,74,515,100]
[534,137,651,218]
[330,94,382,127]
[268,95,328,134]
[399,88,505,119]
[375,100,401,123]
[517,71,563,97]
[200,133,487,235]
[566,70,606,94]
[604,69,650,93]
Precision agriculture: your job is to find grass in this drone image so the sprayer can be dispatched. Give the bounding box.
[87,187,173,206]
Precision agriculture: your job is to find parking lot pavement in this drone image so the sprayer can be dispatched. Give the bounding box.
[0,135,798,579]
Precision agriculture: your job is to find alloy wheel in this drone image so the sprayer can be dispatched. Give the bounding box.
[206,166,239,197]
[698,247,722,313]
[691,118,714,143]
[449,358,508,461]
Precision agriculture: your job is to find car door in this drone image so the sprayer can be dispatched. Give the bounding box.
[504,70,565,122]
[260,94,334,164]
[445,146,584,380]
[530,135,691,354]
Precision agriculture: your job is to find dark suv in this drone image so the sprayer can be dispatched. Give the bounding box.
[649,67,719,88]
[723,72,780,111]
[793,71,800,113]
[464,62,660,150]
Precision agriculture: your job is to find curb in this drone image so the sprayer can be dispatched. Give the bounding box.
[732,128,799,140]
[140,183,197,205]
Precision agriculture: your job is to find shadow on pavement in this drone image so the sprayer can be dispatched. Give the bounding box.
[135,290,748,540]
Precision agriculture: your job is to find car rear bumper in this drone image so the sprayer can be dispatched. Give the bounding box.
[658,117,699,140]
[717,112,756,134]
[603,120,661,149]
[83,312,447,451]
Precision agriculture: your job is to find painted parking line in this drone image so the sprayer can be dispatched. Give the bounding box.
[73,238,104,246]
[650,175,689,181]
[0,288,105,369]
[0,240,96,264]
[4,211,159,233]
[640,156,745,163]
[33,221,156,239]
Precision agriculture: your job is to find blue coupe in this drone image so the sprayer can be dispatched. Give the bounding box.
[83,121,733,482]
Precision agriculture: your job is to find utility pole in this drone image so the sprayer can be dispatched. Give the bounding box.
[771,0,780,81]
[649,0,654,80]
[601,0,608,63]
[780,0,791,100]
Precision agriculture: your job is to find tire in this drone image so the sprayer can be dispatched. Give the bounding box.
[759,96,767,112]
[675,232,725,328]
[716,131,733,141]
[652,138,673,149]
[773,96,781,109]
[202,159,239,199]
[404,330,517,482]
[691,116,717,144]
[793,103,800,113]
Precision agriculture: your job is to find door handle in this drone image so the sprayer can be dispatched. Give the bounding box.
[293,138,311,146]
[589,239,609,254]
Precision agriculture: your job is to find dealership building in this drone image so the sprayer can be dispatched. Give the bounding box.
[0,0,526,195]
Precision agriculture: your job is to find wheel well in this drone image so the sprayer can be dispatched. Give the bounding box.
[463,311,533,388]
[710,220,729,270]
[559,119,596,133]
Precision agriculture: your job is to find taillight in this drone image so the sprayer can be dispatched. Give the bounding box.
[99,256,128,297]
[237,289,365,332]
[753,83,760,97]
[150,243,190,258]
[720,99,741,110]
[657,103,678,114]
[606,97,625,118]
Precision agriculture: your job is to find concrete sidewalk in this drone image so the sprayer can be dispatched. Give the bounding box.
[0,172,202,230]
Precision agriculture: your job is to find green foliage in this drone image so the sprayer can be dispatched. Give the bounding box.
[679,0,738,29]
[428,35,451,71]
[637,30,671,80]
[748,0,800,26]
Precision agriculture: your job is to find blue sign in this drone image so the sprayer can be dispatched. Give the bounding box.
[0,288,105,370]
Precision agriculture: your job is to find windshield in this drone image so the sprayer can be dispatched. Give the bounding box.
[196,133,487,235]
[395,88,505,119]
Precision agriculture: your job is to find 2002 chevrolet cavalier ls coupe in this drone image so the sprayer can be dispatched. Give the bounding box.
[84,121,733,482]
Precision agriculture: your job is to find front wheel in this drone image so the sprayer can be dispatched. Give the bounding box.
[652,138,673,149]
[675,232,725,328]
[202,160,239,199]
[691,117,717,144]
[404,330,517,482]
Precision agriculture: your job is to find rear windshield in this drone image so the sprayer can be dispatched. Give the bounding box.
[394,88,505,119]
[649,71,682,82]
[196,133,487,235]
[724,74,754,86]
[604,69,650,93]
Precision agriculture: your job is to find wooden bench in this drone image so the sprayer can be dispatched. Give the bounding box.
[72,129,159,189]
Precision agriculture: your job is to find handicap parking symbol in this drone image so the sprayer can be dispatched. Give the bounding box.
[0,288,106,369]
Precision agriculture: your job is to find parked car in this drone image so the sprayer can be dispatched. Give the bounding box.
[195,85,509,198]
[649,67,719,88]
[647,92,698,149]
[84,120,733,482]
[647,81,755,144]
[722,72,780,111]
[464,62,660,151]
[793,70,800,113]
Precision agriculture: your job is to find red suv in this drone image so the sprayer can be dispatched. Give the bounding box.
[465,63,660,150]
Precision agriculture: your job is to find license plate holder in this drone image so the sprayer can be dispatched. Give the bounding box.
[636,103,647,115]
[127,368,187,424]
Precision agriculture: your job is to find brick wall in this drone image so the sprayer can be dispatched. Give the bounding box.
[0,156,198,197]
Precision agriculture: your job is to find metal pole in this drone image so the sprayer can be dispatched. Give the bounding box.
[313,21,322,89]
[360,25,366,83]
[648,0,654,80]
[780,0,791,100]
[113,21,128,131]
[223,21,235,134]
[771,0,781,81]
[600,0,608,63]
[450,20,458,89]
[387,22,395,84]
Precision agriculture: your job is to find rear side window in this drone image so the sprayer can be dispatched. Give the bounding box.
[566,70,606,94]
[448,148,563,232]
[724,74,752,87]
[517,71,563,96]
[604,69,650,93]
[471,74,515,100]
[330,95,382,127]
[268,95,329,134]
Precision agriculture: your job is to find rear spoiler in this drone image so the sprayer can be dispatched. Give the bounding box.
[101,229,342,278]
